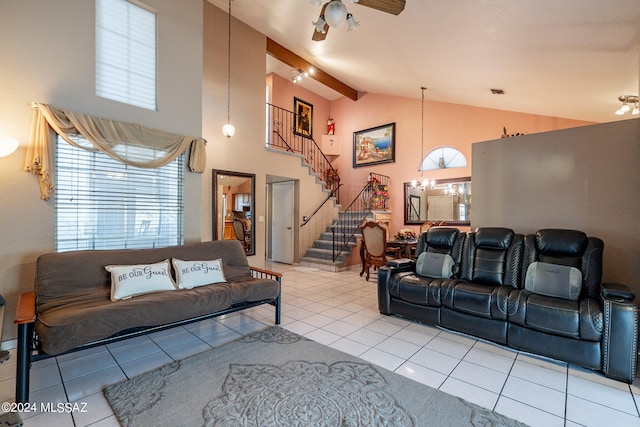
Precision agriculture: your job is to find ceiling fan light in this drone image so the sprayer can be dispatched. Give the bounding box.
[324,0,348,27]
[346,13,359,31]
[620,103,631,113]
[313,16,327,33]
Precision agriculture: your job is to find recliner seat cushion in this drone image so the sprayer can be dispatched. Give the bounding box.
[509,290,602,341]
[389,272,449,307]
[441,281,512,320]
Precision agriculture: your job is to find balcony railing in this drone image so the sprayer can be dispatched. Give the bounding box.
[267,103,340,204]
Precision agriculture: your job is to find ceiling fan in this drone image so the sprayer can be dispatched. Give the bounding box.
[310,0,406,41]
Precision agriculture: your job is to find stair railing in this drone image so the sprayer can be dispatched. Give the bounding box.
[267,103,340,217]
[331,173,391,261]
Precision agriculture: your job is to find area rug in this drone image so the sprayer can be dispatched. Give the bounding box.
[104,327,528,427]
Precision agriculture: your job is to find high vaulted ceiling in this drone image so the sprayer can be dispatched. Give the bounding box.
[208,0,640,123]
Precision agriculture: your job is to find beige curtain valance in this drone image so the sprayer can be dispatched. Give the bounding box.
[24,102,207,200]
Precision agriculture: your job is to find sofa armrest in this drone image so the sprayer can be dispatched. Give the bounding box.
[386,258,415,269]
[250,266,283,282]
[601,283,635,302]
[601,294,639,383]
[14,292,36,325]
[377,261,415,315]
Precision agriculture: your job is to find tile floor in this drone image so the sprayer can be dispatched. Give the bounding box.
[1,264,639,427]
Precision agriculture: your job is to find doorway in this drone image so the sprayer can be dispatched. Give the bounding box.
[270,180,295,264]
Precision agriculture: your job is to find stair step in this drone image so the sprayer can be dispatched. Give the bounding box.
[303,247,349,261]
[298,258,352,272]
[318,232,360,241]
[313,240,357,250]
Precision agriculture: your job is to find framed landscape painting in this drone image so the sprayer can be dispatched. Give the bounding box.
[353,122,396,167]
[293,97,313,138]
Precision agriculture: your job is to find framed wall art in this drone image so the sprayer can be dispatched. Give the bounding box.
[293,97,313,138]
[353,122,396,167]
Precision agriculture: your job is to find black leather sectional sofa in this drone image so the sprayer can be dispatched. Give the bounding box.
[378,227,638,383]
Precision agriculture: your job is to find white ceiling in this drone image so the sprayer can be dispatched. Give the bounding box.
[210,0,640,123]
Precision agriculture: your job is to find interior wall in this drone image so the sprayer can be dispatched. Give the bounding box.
[472,118,640,291]
[202,3,338,265]
[328,93,592,234]
[0,0,203,343]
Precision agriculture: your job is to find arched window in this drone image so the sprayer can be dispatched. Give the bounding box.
[421,147,467,170]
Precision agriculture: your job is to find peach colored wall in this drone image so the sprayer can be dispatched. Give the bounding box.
[328,93,593,235]
[269,73,331,142]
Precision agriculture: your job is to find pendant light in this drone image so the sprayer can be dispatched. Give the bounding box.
[411,87,432,190]
[221,0,235,138]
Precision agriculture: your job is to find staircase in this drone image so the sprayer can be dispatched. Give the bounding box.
[266,103,392,271]
[300,211,373,271]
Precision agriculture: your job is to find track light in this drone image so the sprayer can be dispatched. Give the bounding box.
[615,95,639,116]
[291,68,314,84]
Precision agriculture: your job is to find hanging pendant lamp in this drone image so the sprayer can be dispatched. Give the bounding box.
[411,87,432,190]
[222,0,235,138]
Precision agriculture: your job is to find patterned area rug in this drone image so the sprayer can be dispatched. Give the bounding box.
[104,327,528,427]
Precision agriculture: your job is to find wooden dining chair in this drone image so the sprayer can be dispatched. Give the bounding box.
[360,221,398,281]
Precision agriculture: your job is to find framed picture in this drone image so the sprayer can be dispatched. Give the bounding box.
[293,97,313,138]
[353,122,396,167]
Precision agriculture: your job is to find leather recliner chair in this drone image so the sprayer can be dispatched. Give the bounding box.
[378,227,465,326]
[440,227,524,345]
[508,229,638,383]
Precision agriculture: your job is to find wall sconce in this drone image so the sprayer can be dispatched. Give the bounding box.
[615,95,639,116]
[0,136,19,158]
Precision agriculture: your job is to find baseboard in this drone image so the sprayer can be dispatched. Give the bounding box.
[1,339,17,351]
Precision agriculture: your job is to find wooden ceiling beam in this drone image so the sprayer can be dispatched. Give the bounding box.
[266,38,359,101]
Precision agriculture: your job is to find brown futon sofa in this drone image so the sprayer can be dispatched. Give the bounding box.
[14,240,281,403]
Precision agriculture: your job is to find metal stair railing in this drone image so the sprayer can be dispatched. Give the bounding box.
[267,103,340,218]
[331,173,390,261]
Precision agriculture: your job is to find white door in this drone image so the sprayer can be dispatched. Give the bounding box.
[272,181,294,264]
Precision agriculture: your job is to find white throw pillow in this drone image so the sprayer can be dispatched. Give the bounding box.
[415,252,455,279]
[105,260,176,301]
[171,258,227,289]
[524,261,583,301]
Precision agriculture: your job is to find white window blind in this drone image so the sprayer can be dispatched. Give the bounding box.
[96,0,157,110]
[55,136,184,252]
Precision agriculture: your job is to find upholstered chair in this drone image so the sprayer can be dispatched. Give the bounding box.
[232,218,251,252]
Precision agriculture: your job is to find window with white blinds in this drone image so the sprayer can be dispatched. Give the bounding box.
[55,136,184,252]
[95,0,157,110]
